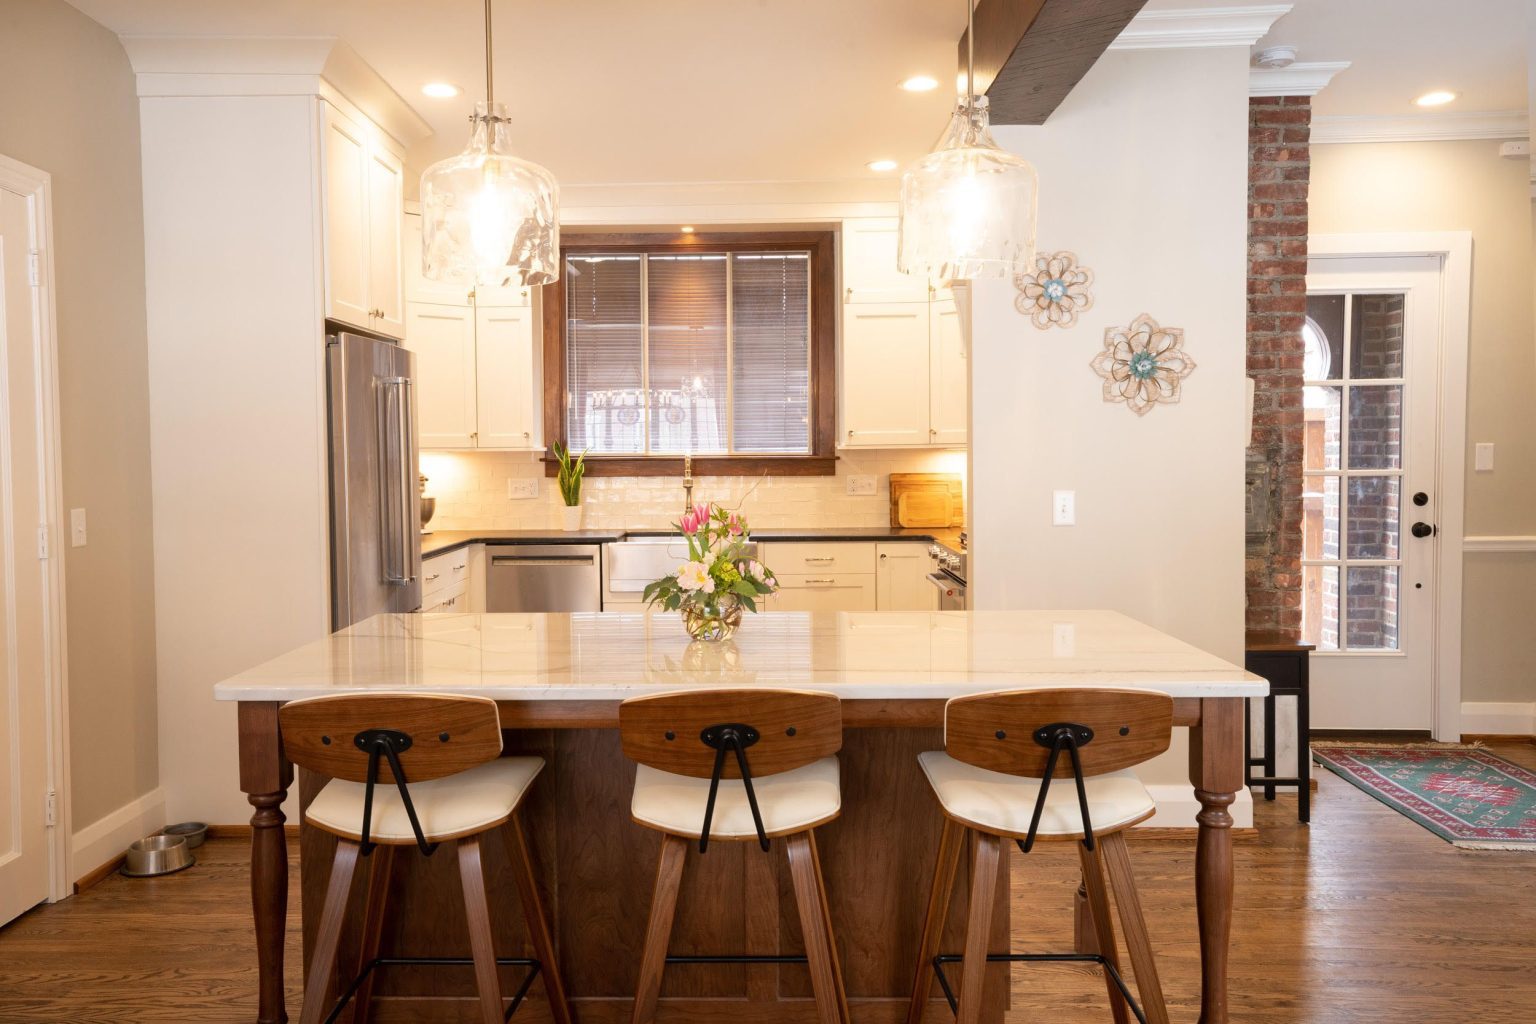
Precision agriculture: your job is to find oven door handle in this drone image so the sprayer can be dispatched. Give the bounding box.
[926,572,963,596]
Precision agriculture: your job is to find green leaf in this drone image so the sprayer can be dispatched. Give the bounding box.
[738,593,757,613]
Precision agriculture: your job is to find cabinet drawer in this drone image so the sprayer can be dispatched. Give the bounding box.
[771,573,877,612]
[762,542,878,575]
[422,579,469,613]
[422,550,471,598]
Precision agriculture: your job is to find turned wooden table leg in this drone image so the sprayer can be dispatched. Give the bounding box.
[1189,697,1242,1024]
[239,701,294,1024]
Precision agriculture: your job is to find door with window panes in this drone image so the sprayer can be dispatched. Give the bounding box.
[1302,255,1441,730]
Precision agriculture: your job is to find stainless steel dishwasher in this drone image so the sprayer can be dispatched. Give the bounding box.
[485,544,602,612]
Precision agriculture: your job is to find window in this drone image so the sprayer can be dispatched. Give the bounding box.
[542,231,835,475]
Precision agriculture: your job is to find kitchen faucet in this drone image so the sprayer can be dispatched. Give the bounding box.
[682,454,694,517]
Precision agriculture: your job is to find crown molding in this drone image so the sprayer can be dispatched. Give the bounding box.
[1109,4,1291,50]
[1249,61,1350,97]
[1311,110,1528,144]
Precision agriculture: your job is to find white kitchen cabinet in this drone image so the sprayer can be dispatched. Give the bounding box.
[771,574,878,612]
[405,302,478,449]
[841,218,929,303]
[876,544,937,611]
[321,101,405,339]
[842,303,931,447]
[928,295,968,446]
[474,304,540,449]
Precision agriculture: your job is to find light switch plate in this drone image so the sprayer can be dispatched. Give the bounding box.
[70,508,87,547]
[1052,490,1075,526]
[846,474,877,496]
[1475,443,1495,472]
[508,478,538,499]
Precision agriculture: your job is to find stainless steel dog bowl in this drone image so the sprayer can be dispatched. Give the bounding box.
[121,834,195,877]
[163,821,208,849]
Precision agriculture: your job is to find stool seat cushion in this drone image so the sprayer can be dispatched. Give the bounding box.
[632,757,841,839]
[306,756,543,843]
[918,751,1155,838]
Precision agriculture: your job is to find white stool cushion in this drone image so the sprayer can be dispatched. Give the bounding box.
[917,751,1155,838]
[306,756,543,843]
[631,756,841,839]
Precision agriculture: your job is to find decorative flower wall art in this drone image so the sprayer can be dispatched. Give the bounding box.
[1015,251,1094,329]
[1090,314,1196,416]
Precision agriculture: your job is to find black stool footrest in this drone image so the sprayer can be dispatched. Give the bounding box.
[323,955,542,1024]
[931,951,1148,1024]
[666,954,809,965]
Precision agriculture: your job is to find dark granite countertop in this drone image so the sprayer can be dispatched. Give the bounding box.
[422,526,964,560]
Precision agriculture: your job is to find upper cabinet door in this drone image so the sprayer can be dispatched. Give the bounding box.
[474,304,539,450]
[841,303,930,447]
[928,296,968,446]
[404,302,478,449]
[366,145,405,339]
[322,105,370,329]
[842,217,930,304]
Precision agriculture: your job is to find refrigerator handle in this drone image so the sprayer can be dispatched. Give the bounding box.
[376,377,409,584]
[397,378,417,583]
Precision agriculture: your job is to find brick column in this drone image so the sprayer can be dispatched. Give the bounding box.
[1245,96,1311,637]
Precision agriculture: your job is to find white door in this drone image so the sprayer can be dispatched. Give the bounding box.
[928,295,968,446]
[321,104,370,330]
[0,182,54,925]
[365,143,405,339]
[841,218,929,303]
[404,301,479,449]
[842,303,929,447]
[876,544,937,611]
[1302,255,1441,730]
[475,304,538,449]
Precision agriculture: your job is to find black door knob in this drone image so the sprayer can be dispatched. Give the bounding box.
[1411,522,1435,538]
[1412,491,1429,507]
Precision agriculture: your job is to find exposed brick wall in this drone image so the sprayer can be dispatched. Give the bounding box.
[1245,96,1311,637]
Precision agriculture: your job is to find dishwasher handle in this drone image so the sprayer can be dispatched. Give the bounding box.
[492,553,597,567]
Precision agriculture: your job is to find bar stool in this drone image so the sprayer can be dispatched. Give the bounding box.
[279,693,573,1024]
[905,689,1173,1024]
[619,688,849,1024]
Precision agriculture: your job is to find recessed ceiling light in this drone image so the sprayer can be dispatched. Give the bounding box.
[680,225,695,233]
[867,159,898,173]
[421,82,462,99]
[901,75,939,93]
[1415,90,1456,107]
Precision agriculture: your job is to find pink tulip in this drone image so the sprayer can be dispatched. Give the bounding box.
[680,508,703,535]
[727,512,744,536]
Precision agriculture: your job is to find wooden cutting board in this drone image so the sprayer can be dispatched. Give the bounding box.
[889,473,964,528]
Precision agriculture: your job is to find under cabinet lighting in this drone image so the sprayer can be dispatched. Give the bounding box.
[1415,90,1456,107]
[421,82,462,99]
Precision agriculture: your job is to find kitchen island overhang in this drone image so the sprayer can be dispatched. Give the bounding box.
[218,609,1265,1024]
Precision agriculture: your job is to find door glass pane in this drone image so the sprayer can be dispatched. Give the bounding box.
[1348,384,1402,469]
[1302,563,1340,651]
[647,254,728,454]
[1302,475,1340,561]
[1304,385,1341,470]
[1345,565,1400,650]
[1304,295,1344,380]
[1349,293,1406,379]
[1346,476,1401,559]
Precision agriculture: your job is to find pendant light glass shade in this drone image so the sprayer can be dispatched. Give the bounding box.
[897,95,1037,281]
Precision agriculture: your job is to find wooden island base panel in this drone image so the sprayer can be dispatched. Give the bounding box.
[223,610,1265,1024]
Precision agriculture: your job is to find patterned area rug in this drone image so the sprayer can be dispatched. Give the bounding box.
[1312,745,1536,851]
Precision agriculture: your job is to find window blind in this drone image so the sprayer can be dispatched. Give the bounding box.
[732,253,810,453]
[648,254,728,453]
[565,255,643,454]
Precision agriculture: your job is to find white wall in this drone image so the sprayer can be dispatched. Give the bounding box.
[970,45,1252,823]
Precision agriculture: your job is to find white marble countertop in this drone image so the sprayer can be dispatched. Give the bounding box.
[213,610,1267,702]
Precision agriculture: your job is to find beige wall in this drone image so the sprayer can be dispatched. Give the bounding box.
[0,0,159,827]
[1310,141,1536,705]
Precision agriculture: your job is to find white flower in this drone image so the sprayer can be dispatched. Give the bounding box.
[677,561,711,591]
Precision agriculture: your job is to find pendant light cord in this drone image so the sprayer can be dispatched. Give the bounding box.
[484,0,495,105]
[965,0,975,109]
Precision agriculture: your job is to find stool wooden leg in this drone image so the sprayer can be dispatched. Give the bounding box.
[504,810,574,1024]
[807,831,851,1024]
[1078,841,1130,1024]
[1100,832,1170,1024]
[300,839,360,1024]
[954,832,1001,1024]
[351,844,395,1023]
[906,817,966,1024]
[632,834,687,1024]
[457,836,505,1024]
[787,832,844,1024]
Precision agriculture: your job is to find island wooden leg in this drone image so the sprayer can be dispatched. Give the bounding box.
[1189,697,1242,1024]
[239,701,294,1024]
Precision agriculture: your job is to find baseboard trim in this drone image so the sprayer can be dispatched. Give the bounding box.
[1460,701,1536,738]
[204,824,301,841]
[71,787,167,891]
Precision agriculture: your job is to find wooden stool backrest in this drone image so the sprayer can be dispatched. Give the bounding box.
[944,688,1173,778]
[279,693,503,782]
[619,689,842,779]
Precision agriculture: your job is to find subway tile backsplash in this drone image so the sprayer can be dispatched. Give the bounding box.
[419,450,966,532]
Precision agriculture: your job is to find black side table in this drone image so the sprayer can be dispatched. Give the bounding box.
[1244,631,1313,823]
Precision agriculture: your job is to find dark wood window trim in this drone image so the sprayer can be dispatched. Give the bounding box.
[540,229,837,477]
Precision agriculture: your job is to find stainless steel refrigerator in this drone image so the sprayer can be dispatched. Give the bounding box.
[327,330,421,629]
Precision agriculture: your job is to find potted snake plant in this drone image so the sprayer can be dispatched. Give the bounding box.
[553,441,588,531]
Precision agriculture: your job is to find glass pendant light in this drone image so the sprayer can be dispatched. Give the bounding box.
[420,0,559,287]
[897,0,1038,280]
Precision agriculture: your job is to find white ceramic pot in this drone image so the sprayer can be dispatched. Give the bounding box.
[561,504,584,532]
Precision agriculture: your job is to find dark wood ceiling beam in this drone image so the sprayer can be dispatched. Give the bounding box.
[960,0,1150,125]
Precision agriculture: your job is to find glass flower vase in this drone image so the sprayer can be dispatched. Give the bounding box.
[681,593,744,642]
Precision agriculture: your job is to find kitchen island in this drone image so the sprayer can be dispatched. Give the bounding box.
[216,610,1264,1023]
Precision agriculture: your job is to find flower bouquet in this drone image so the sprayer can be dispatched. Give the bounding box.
[642,502,779,641]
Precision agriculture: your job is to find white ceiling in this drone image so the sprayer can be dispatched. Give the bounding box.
[68,0,1532,185]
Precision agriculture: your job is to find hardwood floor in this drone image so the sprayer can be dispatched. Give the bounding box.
[0,739,1531,1023]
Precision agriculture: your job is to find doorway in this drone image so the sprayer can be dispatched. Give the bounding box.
[0,154,69,926]
[1305,235,1471,739]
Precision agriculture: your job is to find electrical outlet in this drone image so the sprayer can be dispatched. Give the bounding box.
[1052,490,1075,526]
[507,478,538,499]
[70,508,87,547]
[1475,443,1495,472]
[846,474,877,496]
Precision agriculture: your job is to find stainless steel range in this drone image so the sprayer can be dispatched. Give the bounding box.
[926,535,967,611]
